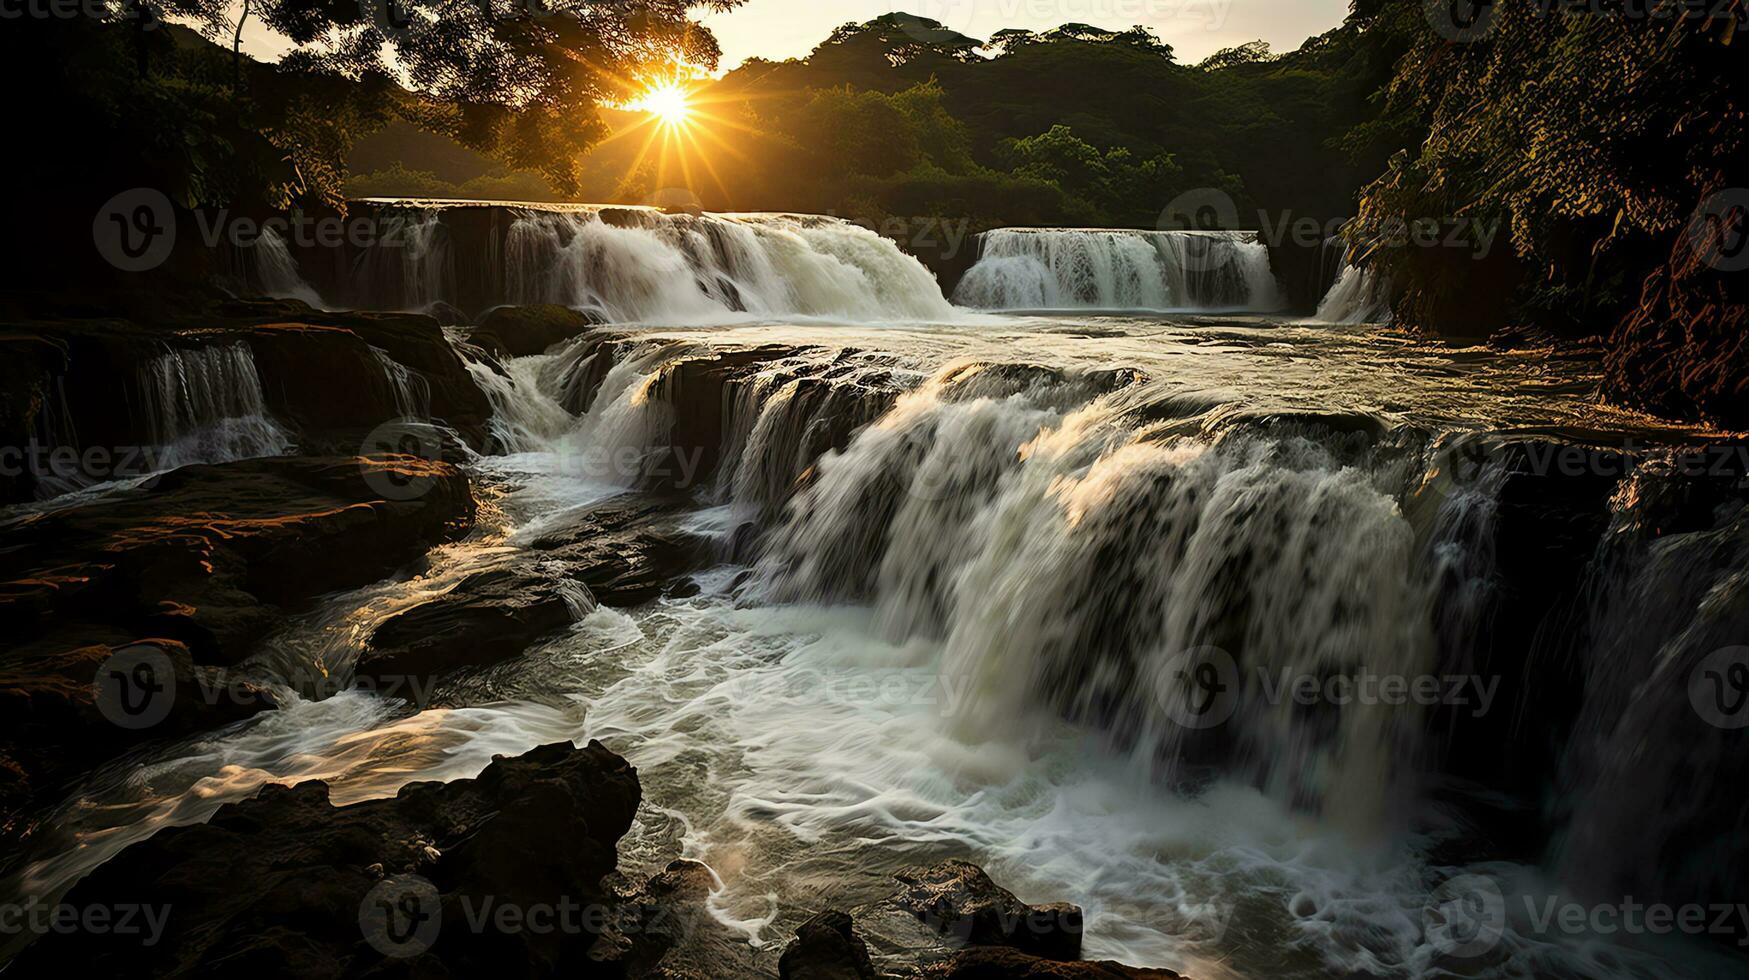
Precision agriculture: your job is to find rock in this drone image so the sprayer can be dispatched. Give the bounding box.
[593,859,758,977]
[0,637,275,841]
[528,498,708,607]
[1603,225,1749,428]
[473,305,602,358]
[0,455,476,664]
[359,567,592,691]
[643,346,807,490]
[888,861,1082,962]
[778,910,878,980]
[925,948,1184,979]
[6,741,643,976]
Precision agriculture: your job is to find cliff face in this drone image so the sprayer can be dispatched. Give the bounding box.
[1605,201,1749,429]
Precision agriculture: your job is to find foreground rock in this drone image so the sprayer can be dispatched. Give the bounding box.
[7,742,646,976]
[0,455,473,835]
[0,637,275,843]
[883,860,1083,962]
[778,861,1179,980]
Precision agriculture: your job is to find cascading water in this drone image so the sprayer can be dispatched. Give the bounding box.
[135,343,293,472]
[370,346,432,419]
[502,209,955,322]
[1316,262,1392,324]
[953,228,1283,312]
[253,225,325,308]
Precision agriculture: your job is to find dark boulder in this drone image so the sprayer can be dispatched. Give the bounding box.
[527,497,708,607]
[778,910,877,980]
[473,305,602,359]
[887,860,1083,962]
[359,567,593,691]
[5,741,642,976]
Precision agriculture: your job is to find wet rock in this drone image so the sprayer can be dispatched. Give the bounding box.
[359,567,592,691]
[0,455,476,664]
[886,861,1083,962]
[925,948,1184,979]
[778,910,877,980]
[528,497,708,607]
[473,304,602,358]
[0,637,275,842]
[593,859,758,977]
[6,741,643,976]
[645,345,808,490]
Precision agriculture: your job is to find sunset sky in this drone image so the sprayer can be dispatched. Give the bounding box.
[702,1,1352,67]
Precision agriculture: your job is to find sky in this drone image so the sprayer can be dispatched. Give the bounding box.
[702,0,1354,68]
[238,1,1353,72]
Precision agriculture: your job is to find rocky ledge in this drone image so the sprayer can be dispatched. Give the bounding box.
[0,454,475,841]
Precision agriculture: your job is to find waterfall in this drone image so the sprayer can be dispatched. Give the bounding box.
[136,344,293,471]
[953,229,1283,312]
[1316,262,1392,324]
[748,365,1457,831]
[370,346,431,419]
[501,209,954,322]
[254,226,325,308]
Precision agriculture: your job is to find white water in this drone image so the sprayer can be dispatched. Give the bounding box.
[502,210,956,323]
[1317,262,1393,324]
[370,345,432,419]
[955,229,1283,312]
[254,225,325,308]
[135,343,293,471]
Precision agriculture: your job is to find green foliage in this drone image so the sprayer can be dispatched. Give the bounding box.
[1347,1,1746,334]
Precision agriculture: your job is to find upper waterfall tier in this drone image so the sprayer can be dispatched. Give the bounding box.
[953,228,1285,312]
[280,203,956,324]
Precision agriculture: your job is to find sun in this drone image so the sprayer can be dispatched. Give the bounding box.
[632,82,694,129]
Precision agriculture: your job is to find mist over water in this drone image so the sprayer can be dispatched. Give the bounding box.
[16,217,1748,980]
